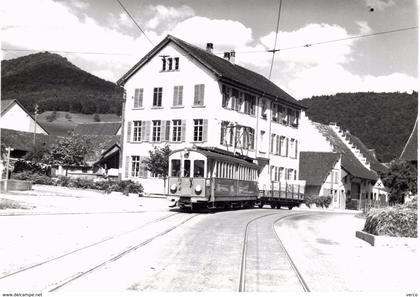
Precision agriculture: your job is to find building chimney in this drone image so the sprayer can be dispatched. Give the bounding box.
[206,43,213,53]
[230,50,236,64]
[223,52,231,61]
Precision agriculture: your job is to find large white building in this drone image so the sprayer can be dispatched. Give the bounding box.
[117,35,306,194]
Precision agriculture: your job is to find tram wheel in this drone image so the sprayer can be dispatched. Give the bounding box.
[270,204,275,209]
[276,204,281,209]
[258,203,263,208]
[288,205,293,210]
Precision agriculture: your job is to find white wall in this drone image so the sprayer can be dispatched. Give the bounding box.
[0,103,48,134]
[121,41,304,194]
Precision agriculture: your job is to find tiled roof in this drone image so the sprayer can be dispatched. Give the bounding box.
[0,128,119,164]
[343,131,388,173]
[299,152,340,186]
[314,123,378,180]
[0,128,59,152]
[118,35,305,109]
[74,122,121,136]
[400,118,418,161]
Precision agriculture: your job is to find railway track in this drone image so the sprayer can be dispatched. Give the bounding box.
[238,212,310,292]
[0,212,200,292]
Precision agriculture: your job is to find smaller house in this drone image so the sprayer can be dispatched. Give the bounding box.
[54,135,121,180]
[73,122,121,136]
[1,99,49,135]
[299,152,343,209]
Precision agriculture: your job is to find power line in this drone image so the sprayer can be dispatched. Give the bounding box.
[268,0,283,80]
[215,26,418,56]
[115,0,155,47]
[2,26,416,58]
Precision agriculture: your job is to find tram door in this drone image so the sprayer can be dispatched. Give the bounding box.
[180,160,192,196]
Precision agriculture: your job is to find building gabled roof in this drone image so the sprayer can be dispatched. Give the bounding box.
[400,118,418,161]
[314,123,378,181]
[117,35,305,110]
[299,152,340,186]
[343,131,388,173]
[73,122,121,136]
[1,99,49,135]
[0,128,59,152]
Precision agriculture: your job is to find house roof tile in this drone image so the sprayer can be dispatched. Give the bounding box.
[73,122,121,136]
[117,35,305,109]
[314,123,378,180]
[299,152,340,186]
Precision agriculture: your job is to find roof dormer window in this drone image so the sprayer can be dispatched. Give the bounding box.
[161,56,179,72]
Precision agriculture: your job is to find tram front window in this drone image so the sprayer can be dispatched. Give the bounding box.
[171,159,181,177]
[184,160,191,177]
[194,160,205,177]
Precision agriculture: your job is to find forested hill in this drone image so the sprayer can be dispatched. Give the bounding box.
[1,52,123,114]
[301,92,418,163]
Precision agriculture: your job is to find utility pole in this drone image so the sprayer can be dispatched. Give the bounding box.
[4,147,14,192]
[33,104,39,146]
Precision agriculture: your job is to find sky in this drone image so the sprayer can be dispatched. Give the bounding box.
[1,0,418,99]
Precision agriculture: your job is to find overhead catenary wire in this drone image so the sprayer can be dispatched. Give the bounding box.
[2,26,417,58]
[268,0,283,80]
[115,0,155,47]
[215,25,418,55]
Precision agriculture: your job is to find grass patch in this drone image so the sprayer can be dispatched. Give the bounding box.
[363,199,417,238]
[0,198,28,210]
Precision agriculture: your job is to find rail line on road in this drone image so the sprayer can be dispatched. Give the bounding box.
[0,212,182,281]
[47,213,200,292]
[238,211,311,292]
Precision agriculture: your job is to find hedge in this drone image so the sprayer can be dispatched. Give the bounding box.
[12,171,144,195]
[304,195,332,208]
[363,199,417,238]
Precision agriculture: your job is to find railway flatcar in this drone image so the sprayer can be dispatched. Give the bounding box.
[258,180,306,210]
[167,147,259,210]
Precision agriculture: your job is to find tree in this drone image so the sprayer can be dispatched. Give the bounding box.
[42,133,92,176]
[142,145,171,186]
[381,160,417,204]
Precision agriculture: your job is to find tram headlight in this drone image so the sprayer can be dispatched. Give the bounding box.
[170,184,177,193]
[194,185,202,194]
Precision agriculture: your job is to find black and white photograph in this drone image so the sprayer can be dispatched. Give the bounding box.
[0,0,418,295]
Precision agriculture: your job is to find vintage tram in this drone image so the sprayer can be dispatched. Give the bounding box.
[167,147,306,211]
[167,147,259,210]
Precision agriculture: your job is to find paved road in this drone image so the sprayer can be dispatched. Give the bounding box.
[1,207,416,292]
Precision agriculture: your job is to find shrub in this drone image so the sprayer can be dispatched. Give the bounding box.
[12,171,54,185]
[117,180,144,194]
[13,160,50,175]
[363,202,417,238]
[304,195,332,208]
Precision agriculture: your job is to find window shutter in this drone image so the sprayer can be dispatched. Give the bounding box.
[295,140,298,159]
[181,120,186,142]
[144,121,151,141]
[139,89,143,107]
[124,156,130,178]
[200,85,205,105]
[140,157,148,178]
[126,121,132,143]
[202,119,208,142]
[134,89,139,108]
[276,135,280,155]
[141,121,146,141]
[285,138,289,157]
[165,121,171,142]
[161,120,167,142]
[173,87,177,106]
[179,86,183,105]
[194,85,199,105]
